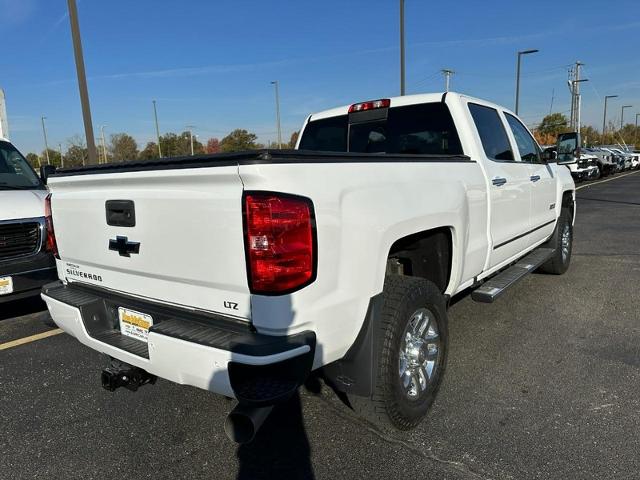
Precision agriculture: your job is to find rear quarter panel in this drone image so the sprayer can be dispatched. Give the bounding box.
[239,161,487,367]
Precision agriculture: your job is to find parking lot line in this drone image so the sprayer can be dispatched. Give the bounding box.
[576,170,640,190]
[0,328,63,352]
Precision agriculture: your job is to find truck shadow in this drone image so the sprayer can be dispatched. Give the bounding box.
[235,385,316,479]
[210,294,319,479]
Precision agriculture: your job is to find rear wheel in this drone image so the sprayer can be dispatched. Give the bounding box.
[539,207,572,275]
[349,275,448,430]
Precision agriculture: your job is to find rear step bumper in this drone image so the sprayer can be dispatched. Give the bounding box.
[41,281,315,404]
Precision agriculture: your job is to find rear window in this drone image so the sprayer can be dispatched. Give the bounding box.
[468,103,514,161]
[299,103,463,155]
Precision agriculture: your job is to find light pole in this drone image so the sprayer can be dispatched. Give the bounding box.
[620,105,632,129]
[515,49,539,115]
[602,95,617,143]
[41,116,50,164]
[67,0,97,164]
[100,125,107,164]
[59,143,64,168]
[270,81,282,149]
[635,113,639,147]
[400,0,405,96]
[186,125,196,155]
[152,100,162,157]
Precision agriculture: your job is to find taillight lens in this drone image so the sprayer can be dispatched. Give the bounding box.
[44,194,59,259]
[244,192,316,294]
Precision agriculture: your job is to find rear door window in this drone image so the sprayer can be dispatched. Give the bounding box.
[468,103,515,161]
[504,113,541,163]
[298,102,463,155]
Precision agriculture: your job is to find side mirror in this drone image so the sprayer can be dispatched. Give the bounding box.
[541,150,557,163]
[556,132,580,165]
[40,164,56,185]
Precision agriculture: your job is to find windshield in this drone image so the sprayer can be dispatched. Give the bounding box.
[0,141,43,190]
[299,102,463,155]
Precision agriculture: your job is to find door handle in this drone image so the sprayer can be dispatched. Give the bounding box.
[530,175,541,182]
[492,177,507,186]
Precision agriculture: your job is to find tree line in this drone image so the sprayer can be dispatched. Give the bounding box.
[532,113,640,147]
[25,129,300,168]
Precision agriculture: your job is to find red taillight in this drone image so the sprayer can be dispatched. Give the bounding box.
[348,98,390,113]
[244,192,316,294]
[44,194,59,259]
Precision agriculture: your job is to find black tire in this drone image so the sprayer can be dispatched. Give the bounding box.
[349,275,448,430]
[539,207,572,275]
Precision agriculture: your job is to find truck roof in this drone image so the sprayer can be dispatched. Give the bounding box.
[308,91,510,121]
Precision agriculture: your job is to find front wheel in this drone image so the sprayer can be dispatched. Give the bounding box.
[349,275,448,430]
[539,208,573,275]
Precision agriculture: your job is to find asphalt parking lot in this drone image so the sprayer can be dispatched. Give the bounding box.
[1,171,639,480]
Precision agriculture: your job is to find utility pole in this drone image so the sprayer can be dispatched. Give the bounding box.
[635,113,639,147]
[515,49,539,115]
[41,116,50,164]
[67,0,97,164]
[441,69,454,92]
[549,88,555,115]
[400,0,406,96]
[59,143,64,168]
[100,125,107,164]
[602,95,617,143]
[152,100,162,157]
[620,105,632,129]
[270,81,282,149]
[186,125,196,155]
[567,62,585,131]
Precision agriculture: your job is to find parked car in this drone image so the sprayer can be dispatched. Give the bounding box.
[557,147,599,181]
[41,92,575,442]
[610,148,633,171]
[0,138,58,303]
[583,148,616,177]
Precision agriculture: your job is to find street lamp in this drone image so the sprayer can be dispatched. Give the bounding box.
[41,116,50,164]
[602,95,618,143]
[100,125,107,164]
[620,105,632,129]
[400,0,405,96]
[152,100,162,158]
[270,81,282,149]
[515,49,539,115]
[186,125,196,156]
[67,0,97,164]
[635,113,639,147]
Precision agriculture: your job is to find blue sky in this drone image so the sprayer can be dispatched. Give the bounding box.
[1,0,639,153]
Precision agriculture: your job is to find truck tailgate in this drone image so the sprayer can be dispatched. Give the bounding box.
[47,166,250,319]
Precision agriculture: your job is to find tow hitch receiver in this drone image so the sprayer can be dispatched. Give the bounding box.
[101,361,157,392]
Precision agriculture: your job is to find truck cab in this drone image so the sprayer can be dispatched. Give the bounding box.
[0,138,58,303]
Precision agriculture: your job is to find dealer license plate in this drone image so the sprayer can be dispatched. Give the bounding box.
[118,307,154,343]
[0,276,13,295]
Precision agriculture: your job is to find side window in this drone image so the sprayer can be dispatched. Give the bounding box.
[468,103,514,161]
[505,113,541,163]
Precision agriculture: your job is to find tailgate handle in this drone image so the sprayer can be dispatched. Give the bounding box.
[106,200,136,227]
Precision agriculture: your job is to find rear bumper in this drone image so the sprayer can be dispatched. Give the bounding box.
[0,253,57,303]
[41,281,315,404]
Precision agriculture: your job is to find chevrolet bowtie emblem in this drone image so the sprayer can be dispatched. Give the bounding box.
[109,236,140,257]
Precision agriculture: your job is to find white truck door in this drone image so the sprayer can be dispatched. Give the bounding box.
[503,112,557,244]
[467,102,532,268]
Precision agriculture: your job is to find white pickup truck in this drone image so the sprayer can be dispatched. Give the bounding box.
[0,138,58,303]
[41,92,575,443]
